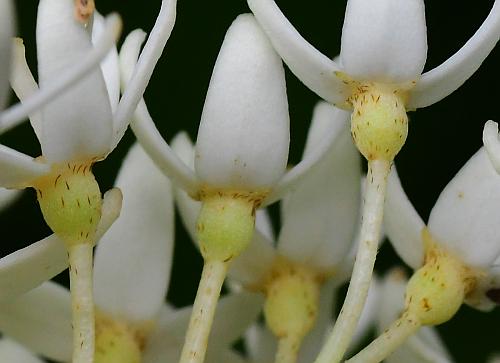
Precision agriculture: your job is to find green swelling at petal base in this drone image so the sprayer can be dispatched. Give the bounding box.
[196,192,257,261]
[33,161,102,247]
[95,314,142,363]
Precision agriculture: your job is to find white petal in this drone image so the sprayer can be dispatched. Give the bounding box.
[144,292,263,362]
[0,13,121,134]
[409,2,500,109]
[340,0,427,83]
[429,148,500,268]
[483,120,500,174]
[92,12,120,114]
[0,145,50,188]
[384,167,425,269]
[0,0,13,110]
[0,188,21,210]
[94,143,174,324]
[112,0,177,150]
[247,0,347,105]
[36,0,112,163]
[119,32,199,194]
[0,188,122,301]
[264,102,351,207]
[278,109,361,270]
[246,324,276,363]
[0,282,72,362]
[256,208,274,241]
[195,14,289,190]
[0,339,45,363]
[7,38,42,139]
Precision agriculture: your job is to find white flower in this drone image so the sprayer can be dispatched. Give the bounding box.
[247,0,499,111]
[0,142,262,363]
[385,143,500,311]
[173,100,363,360]
[0,338,44,363]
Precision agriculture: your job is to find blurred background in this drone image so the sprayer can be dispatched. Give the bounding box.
[2,0,499,361]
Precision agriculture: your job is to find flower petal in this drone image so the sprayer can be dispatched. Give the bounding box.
[36,0,112,163]
[0,282,72,362]
[195,14,289,190]
[483,120,500,174]
[0,188,122,301]
[144,292,263,362]
[92,12,120,114]
[0,338,45,363]
[0,0,13,110]
[340,0,427,83]
[0,188,21,210]
[247,0,347,105]
[429,148,500,268]
[256,208,274,241]
[384,167,425,269]
[409,2,500,109]
[8,38,42,139]
[94,143,174,324]
[120,32,199,194]
[264,102,351,207]
[278,105,361,270]
[0,145,50,188]
[246,324,276,363]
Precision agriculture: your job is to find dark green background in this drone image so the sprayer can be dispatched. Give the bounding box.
[2,0,499,362]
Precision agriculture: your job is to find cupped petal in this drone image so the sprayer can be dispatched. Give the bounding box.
[247,0,348,105]
[0,145,50,188]
[483,120,500,174]
[384,167,425,269]
[7,38,42,139]
[0,13,121,134]
[0,339,45,363]
[94,143,174,324]
[409,1,500,109]
[36,0,112,163]
[195,14,289,191]
[120,33,199,194]
[278,105,361,270]
[144,292,263,362]
[340,0,427,83]
[264,102,351,207]
[92,12,120,113]
[0,188,122,301]
[429,148,500,268]
[0,282,72,362]
[379,269,452,363]
[0,0,13,110]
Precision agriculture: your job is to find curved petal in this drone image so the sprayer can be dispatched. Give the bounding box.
[483,120,500,174]
[0,282,72,362]
[264,102,351,207]
[0,145,50,188]
[247,0,348,105]
[120,33,199,194]
[246,324,276,363]
[36,0,112,163]
[0,13,121,134]
[94,143,174,324]
[0,339,45,363]
[112,0,177,150]
[384,167,425,269]
[0,188,22,210]
[340,0,427,83]
[92,12,120,114]
[409,1,500,109]
[0,188,122,301]
[144,292,263,362]
[256,208,274,241]
[195,14,290,191]
[429,148,500,268]
[7,38,42,138]
[0,0,13,110]
[278,106,361,270]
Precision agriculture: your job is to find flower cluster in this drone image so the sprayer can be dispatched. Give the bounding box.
[0,1,498,363]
